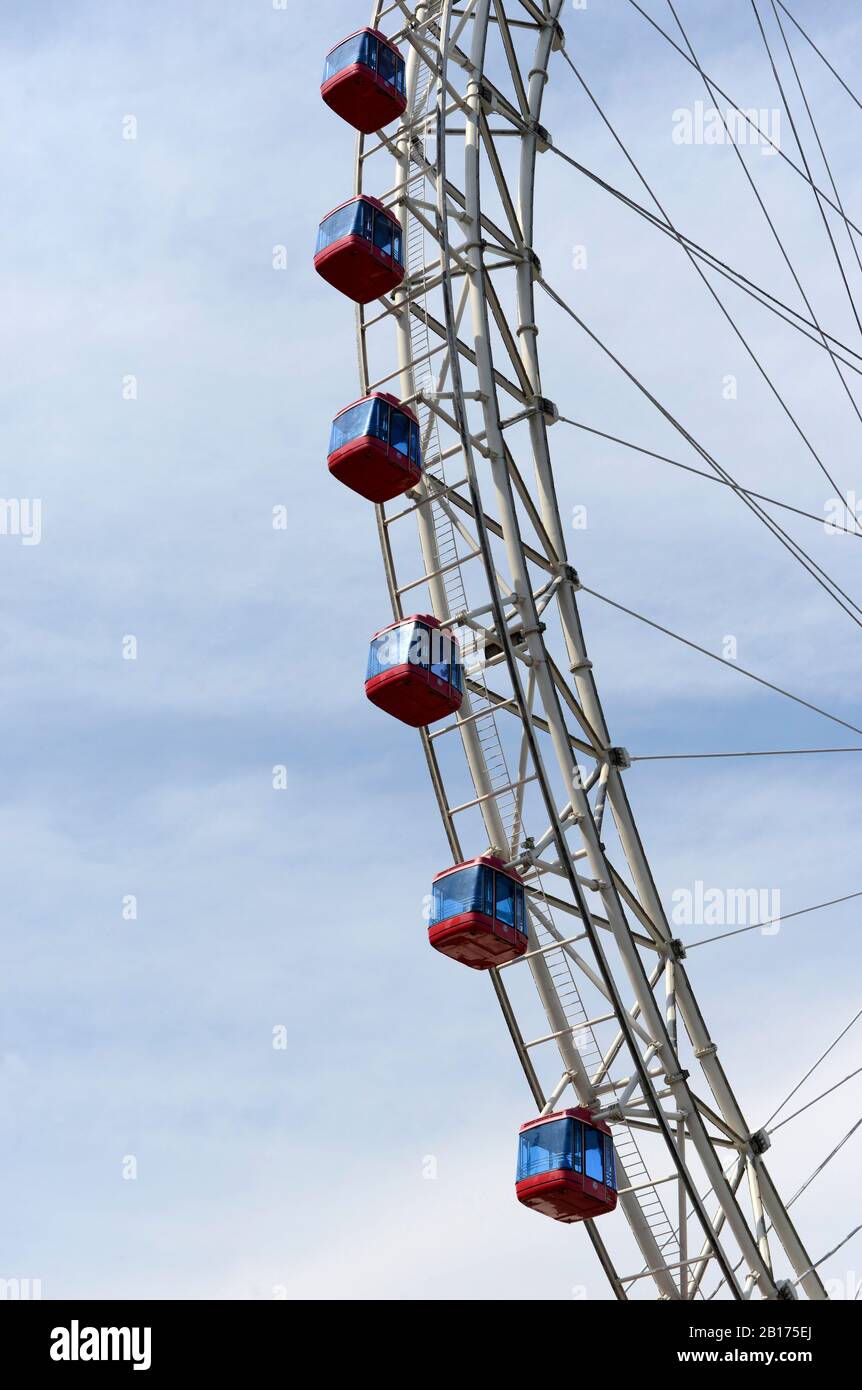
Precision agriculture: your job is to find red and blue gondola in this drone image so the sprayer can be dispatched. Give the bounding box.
[321,29,407,134]
[516,1107,618,1223]
[328,393,422,502]
[365,615,463,727]
[429,855,528,969]
[314,196,404,305]
[318,29,613,1227]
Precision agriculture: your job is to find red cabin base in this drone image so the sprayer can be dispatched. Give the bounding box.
[314,237,404,305]
[321,67,407,135]
[365,665,462,728]
[516,1169,618,1224]
[328,436,421,503]
[429,912,528,970]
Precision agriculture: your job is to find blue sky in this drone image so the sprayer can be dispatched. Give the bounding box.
[0,0,860,1299]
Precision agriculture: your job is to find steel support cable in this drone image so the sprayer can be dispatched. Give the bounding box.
[684,891,862,952]
[765,1006,862,1129]
[794,1223,862,1287]
[707,1121,862,1299]
[673,1004,862,1294]
[559,42,862,538]
[787,1115,862,1208]
[776,1,862,116]
[702,1021,862,1296]
[664,0,862,475]
[634,749,862,761]
[558,416,862,537]
[540,277,862,627]
[701,1036,862,1298]
[710,1203,862,1299]
[770,1067,862,1136]
[770,0,862,285]
[547,144,862,378]
[749,0,862,338]
[577,584,862,737]
[625,0,862,246]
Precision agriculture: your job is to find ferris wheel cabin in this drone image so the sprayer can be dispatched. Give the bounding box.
[328,393,422,502]
[314,196,404,305]
[321,29,408,134]
[429,856,528,968]
[365,615,463,727]
[516,1108,618,1223]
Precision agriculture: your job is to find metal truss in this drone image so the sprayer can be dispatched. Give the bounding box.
[352,0,827,1300]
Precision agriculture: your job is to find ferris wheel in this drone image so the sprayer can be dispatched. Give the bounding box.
[313,0,862,1300]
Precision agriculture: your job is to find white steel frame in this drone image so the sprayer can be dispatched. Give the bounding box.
[348,0,827,1300]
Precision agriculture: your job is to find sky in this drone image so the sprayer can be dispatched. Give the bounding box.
[0,0,861,1301]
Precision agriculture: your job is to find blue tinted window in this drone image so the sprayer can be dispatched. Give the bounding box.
[323,35,363,84]
[368,621,459,685]
[329,400,376,454]
[483,867,493,916]
[430,865,491,925]
[323,32,378,83]
[395,58,406,96]
[370,396,390,443]
[392,223,403,266]
[430,628,458,684]
[604,1134,616,1190]
[366,624,413,681]
[514,884,526,934]
[316,201,371,254]
[495,873,516,928]
[407,622,431,669]
[585,1126,604,1182]
[317,205,353,254]
[378,42,396,88]
[373,210,393,259]
[449,646,464,692]
[409,422,420,466]
[390,408,410,457]
[517,1118,576,1181]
